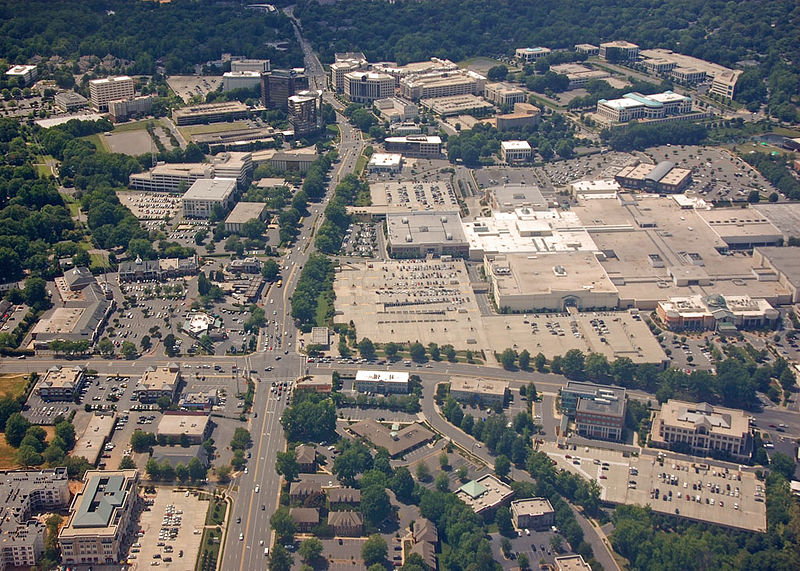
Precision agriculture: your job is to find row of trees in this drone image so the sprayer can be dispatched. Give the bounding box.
[315,173,370,254]
[600,121,708,152]
[290,253,334,328]
[742,152,800,200]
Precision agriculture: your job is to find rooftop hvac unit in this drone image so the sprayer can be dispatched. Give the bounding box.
[445,233,453,240]
[402,217,409,224]
[441,216,448,223]
[406,234,413,242]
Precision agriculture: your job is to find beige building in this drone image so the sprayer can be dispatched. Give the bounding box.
[269,150,319,173]
[599,41,639,61]
[157,412,211,444]
[182,178,236,219]
[374,97,418,122]
[0,468,70,570]
[172,101,249,126]
[129,162,214,192]
[500,140,532,163]
[456,475,513,515]
[89,76,134,111]
[37,365,86,401]
[108,95,153,122]
[555,555,592,571]
[330,55,368,93]
[5,64,38,85]
[510,498,555,530]
[650,400,752,459]
[137,365,180,403]
[515,47,551,62]
[288,90,323,136]
[709,69,742,101]
[484,82,528,107]
[224,201,268,233]
[596,91,693,124]
[449,376,508,406]
[344,72,395,103]
[59,470,139,566]
[399,70,485,101]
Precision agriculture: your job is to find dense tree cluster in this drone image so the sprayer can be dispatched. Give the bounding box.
[601,121,708,152]
[295,0,799,116]
[290,253,334,328]
[280,390,337,443]
[316,174,369,254]
[0,1,303,75]
[742,152,800,201]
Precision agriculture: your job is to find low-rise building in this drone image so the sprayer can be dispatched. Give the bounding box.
[550,63,610,89]
[328,511,363,536]
[574,44,600,57]
[344,72,395,103]
[295,445,316,473]
[657,294,779,332]
[515,47,551,62]
[327,488,361,508]
[172,101,249,126]
[118,255,199,282]
[151,444,209,469]
[500,140,532,163]
[54,91,88,112]
[407,518,438,570]
[574,385,626,441]
[650,400,753,459]
[484,82,528,106]
[310,327,330,347]
[71,413,116,466]
[599,41,639,62]
[561,381,625,416]
[510,498,555,530]
[367,153,403,174]
[400,70,485,101]
[269,150,319,173]
[490,183,548,212]
[179,390,218,411]
[348,419,434,458]
[386,211,468,258]
[290,508,319,532]
[555,555,593,571]
[182,178,236,219]
[224,201,268,233]
[228,257,262,274]
[37,365,86,401]
[5,64,38,85]
[289,480,322,502]
[137,365,180,403]
[384,135,442,158]
[709,70,742,101]
[597,91,693,124]
[156,412,211,444]
[108,96,152,122]
[374,97,418,123]
[231,59,270,73]
[59,470,139,566]
[420,94,494,117]
[614,161,692,193]
[456,475,514,516]
[354,371,410,395]
[222,71,262,92]
[449,376,508,406]
[0,468,70,569]
[295,375,332,394]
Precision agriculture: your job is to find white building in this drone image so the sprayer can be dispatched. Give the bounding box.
[223,71,262,92]
[182,178,236,218]
[88,76,134,111]
[344,71,395,103]
[231,59,270,73]
[373,97,418,122]
[500,140,532,163]
[108,95,152,122]
[5,64,38,85]
[599,41,640,61]
[515,47,551,62]
[354,371,410,395]
[484,82,528,107]
[596,91,693,123]
[399,70,485,101]
[367,153,403,174]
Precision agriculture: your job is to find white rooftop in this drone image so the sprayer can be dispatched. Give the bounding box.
[183,178,236,201]
[501,140,532,151]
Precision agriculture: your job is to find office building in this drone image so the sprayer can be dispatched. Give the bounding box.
[54,91,88,112]
[555,555,593,571]
[638,48,734,88]
[344,71,395,103]
[574,44,600,57]
[231,59,270,73]
[224,201,267,233]
[710,70,742,101]
[182,178,236,218]
[384,135,442,158]
[88,76,134,112]
[449,376,508,406]
[223,71,262,92]
[372,58,459,85]
[456,475,514,516]
[72,414,116,466]
[108,95,152,122]
[330,57,368,93]
[367,153,403,174]
[561,381,626,441]
[599,41,639,62]
[614,161,692,193]
[510,498,555,530]
[59,470,139,566]
[596,91,693,123]
[36,365,86,401]
[295,445,316,473]
[671,67,707,84]
[386,211,468,258]
[399,70,485,100]
[515,47,551,62]
[656,294,779,332]
[500,140,532,163]
[210,151,253,187]
[261,68,308,109]
[137,365,180,403]
[493,102,541,131]
[179,390,218,411]
[129,162,214,192]
[374,97,418,122]
[650,400,752,459]
[172,101,249,126]
[228,257,262,274]
[550,63,610,89]
[269,150,319,173]
[118,256,198,282]
[348,419,434,458]
[4,64,38,85]
[0,468,70,569]
[420,94,494,117]
[354,371,409,395]
[288,90,323,136]
[157,412,211,444]
[484,82,528,107]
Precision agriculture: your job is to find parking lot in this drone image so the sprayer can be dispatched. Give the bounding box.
[541,441,767,532]
[130,488,208,570]
[117,191,183,221]
[166,76,223,103]
[489,529,568,570]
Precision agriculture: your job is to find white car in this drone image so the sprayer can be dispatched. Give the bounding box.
[239,533,244,541]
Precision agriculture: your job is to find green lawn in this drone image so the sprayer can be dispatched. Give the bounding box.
[355,153,368,175]
[315,293,331,328]
[34,163,51,177]
[81,133,109,152]
[90,252,108,268]
[112,119,155,133]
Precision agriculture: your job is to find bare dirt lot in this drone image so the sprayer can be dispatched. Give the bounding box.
[106,130,155,155]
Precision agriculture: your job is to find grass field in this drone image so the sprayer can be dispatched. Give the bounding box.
[81,133,109,152]
[355,153,368,176]
[179,121,249,137]
[0,374,29,399]
[0,426,56,470]
[112,120,154,133]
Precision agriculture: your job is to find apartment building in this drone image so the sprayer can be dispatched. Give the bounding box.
[182,178,236,219]
[36,365,86,401]
[650,400,752,459]
[0,468,70,570]
[89,76,135,111]
[59,470,139,566]
[288,90,323,136]
[344,71,395,103]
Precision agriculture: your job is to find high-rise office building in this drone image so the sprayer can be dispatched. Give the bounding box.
[288,90,323,136]
[260,68,308,109]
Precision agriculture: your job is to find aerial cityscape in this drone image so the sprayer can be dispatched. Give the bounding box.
[0,1,800,570]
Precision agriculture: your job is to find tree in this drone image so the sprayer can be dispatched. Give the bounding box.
[5,413,31,447]
[358,337,376,360]
[518,349,531,370]
[262,259,280,281]
[54,421,76,450]
[362,485,391,526]
[533,352,547,372]
[241,218,266,239]
[270,507,296,544]
[747,190,761,203]
[156,395,172,412]
[518,552,530,570]
[457,465,469,482]
[23,277,49,310]
[145,458,161,480]
[409,342,426,362]
[198,271,211,296]
[298,537,323,564]
[119,456,136,469]
[443,344,456,362]
[140,335,152,351]
[121,340,138,359]
[495,454,511,478]
[416,462,431,482]
[175,464,189,482]
[771,452,796,480]
[276,451,299,482]
[500,348,517,370]
[16,444,43,466]
[487,65,508,81]
[562,349,585,379]
[188,457,207,481]
[361,534,387,567]
[390,466,414,502]
[495,506,515,537]
[434,471,450,492]
[130,430,157,453]
[428,342,440,361]
[384,342,400,360]
[269,544,293,571]
[98,337,114,356]
[216,464,232,483]
[439,450,449,470]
